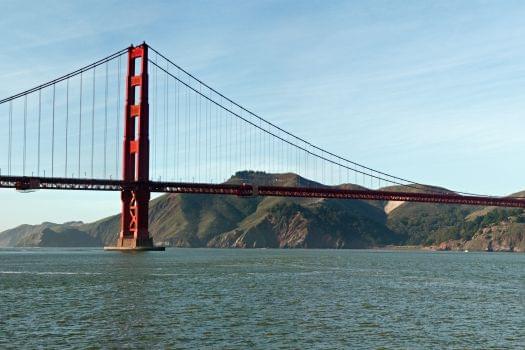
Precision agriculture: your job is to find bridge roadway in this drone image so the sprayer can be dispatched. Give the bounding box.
[1,175,525,208]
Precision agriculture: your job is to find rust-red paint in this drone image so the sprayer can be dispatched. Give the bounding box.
[4,176,525,209]
[118,43,152,249]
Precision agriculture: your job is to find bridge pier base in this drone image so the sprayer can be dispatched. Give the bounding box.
[117,236,154,248]
[104,238,165,251]
[104,233,165,251]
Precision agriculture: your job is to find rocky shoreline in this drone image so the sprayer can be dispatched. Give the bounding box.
[428,222,525,252]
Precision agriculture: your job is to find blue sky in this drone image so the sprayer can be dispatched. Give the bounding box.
[1,0,525,230]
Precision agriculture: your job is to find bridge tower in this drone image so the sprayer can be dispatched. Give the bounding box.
[106,43,163,251]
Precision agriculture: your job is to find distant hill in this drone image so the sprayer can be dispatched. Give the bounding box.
[0,221,100,247]
[1,171,524,251]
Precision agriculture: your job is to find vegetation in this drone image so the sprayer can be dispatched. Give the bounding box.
[1,172,524,250]
[388,204,524,245]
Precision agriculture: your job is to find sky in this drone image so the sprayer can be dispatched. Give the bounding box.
[1,0,525,231]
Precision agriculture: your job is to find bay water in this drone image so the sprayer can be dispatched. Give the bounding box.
[1,248,523,349]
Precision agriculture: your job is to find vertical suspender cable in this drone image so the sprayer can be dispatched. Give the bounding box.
[185,79,189,180]
[38,90,41,176]
[239,106,242,174]
[232,104,234,177]
[116,56,121,178]
[279,133,286,173]
[268,127,272,174]
[249,113,252,172]
[91,68,96,178]
[268,124,271,174]
[185,77,189,181]
[197,86,201,181]
[174,75,178,181]
[242,111,245,172]
[204,90,207,181]
[236,106,239,175]
[225,100,228,178]
[207,93,210,180]
[312,144,316,182]
[216,96,219,182]
[195,88,198,181]
[244,111,247,172]
[223,99,227,178]
[65,79,69,177]
[209,96,212,180]
[204,89,208,180]
[207,92,210,182]
[78,72,83,178]
[295,146,298,178]
[154,55,158,180]
[303,142,307,183]
[221,97,225,181]
[203,92,206,180]
[8,101,12,175]
[104,62,108,178]
[208,95,211,181]
[322,150,325,184]
[242,108,244,173]
[51,83,56,177]
[154,57,158,179]
[177,77,181,180]
[162,64,166,180]
[273,130,277,174]
[224,98,228,179]
[205,93,208,181]
[164,63,168,180]
[175,79,179,180]
[23,95,27,176]
[260,118,263,173]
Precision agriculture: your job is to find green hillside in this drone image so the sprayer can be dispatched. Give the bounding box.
[1,171,524,251]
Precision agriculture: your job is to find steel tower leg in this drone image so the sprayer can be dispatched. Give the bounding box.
[106,43,163,251]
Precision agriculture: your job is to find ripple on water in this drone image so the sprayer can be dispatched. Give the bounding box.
[0,249,523,349]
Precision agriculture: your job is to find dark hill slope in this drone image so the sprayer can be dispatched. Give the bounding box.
[0,172,397,248]
[1,171,524,251]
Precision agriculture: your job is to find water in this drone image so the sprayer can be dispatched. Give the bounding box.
[1,249,523,349]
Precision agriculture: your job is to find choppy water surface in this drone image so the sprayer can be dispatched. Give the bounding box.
[1,248,523,349]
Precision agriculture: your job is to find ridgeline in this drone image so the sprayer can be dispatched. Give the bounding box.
[1,172,524,251]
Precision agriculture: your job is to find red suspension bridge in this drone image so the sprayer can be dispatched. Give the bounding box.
[1,42,524,250]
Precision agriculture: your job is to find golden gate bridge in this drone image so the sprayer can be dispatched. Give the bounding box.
[1,42,524,250]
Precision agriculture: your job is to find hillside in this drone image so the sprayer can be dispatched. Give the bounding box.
[1,171,524,251]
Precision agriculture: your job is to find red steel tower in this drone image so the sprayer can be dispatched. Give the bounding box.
[106,43,163,251]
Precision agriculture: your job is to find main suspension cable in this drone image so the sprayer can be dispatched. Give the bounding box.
[0,48,128,105]
[148,45,497,198]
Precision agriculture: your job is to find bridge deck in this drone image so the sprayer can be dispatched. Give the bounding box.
[1,176,524,208]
